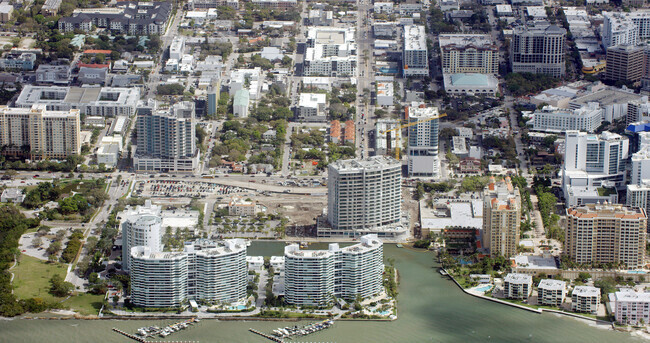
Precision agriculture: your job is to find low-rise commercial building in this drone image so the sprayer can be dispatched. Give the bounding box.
[443,73,499,96]
[532,103,603,133]
[297,93,327,122]
[228,195,260,216]
[1,188,25,203]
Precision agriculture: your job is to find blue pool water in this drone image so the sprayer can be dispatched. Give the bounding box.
[627,271,646,274]
[228,305,247,310]
[475,285,493,292]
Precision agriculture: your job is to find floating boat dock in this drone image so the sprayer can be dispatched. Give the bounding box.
[112,328,146,342]
[249,328,284,342]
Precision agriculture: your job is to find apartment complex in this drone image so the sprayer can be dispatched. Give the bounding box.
[537,279,566,306]
[602,10,650,48]
[297,93,327,122]
[283,234,383,306]
[58,1,172,35]
[251,0,296,8]
[133,102,200,173]
[374,119,398,155]
[438,34,498,74]
[403,25,428,76]
[604,45,645,83]
[15,85,140,117]
[0,104,80,160]
[503,273,532,299]
[130,239,247,308]
[628,133,650,227]
[407,105,440,177]
[610,290,650,325]
[121,201,164,271]
[510,23,566,77]
[565,204,647,269]
[562,131,629,206]
[572,286,601,313]
[532,103,603,133]
[482,177,521,258]
[303,27,356,77]
[325,157,402,237]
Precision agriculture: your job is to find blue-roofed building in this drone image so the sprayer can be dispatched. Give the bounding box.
[443,73,499,96]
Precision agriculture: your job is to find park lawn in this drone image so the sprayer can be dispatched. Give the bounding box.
[12,254,68,303]
[62,293,105,315]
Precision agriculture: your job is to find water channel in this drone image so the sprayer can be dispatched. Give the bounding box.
[0,242,643,342]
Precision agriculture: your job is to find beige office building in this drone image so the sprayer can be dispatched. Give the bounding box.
[565,204,647,269]
[482,177,521,258]
[0,104,80,159]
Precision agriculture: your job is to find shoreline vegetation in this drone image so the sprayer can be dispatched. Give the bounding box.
[441,266,614,326]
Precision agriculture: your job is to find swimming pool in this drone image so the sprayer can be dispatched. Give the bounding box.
[474,285,493,292]
[627,271,646,274]
[227,305,247,311]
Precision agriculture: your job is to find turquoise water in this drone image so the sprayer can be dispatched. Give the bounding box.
[627,271,646,274]
[0,242,644,343]
[474,285,493,292]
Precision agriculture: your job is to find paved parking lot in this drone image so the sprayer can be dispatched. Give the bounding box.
[135,180,248,198]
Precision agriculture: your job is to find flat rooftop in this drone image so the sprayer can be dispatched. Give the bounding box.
[329,156,400,172]
[513,254,558,270]
[538,279,566,290]
[404,25,426,51]
[504,273,532,283]
[439,33,496,49]
[570,88,643,108]
[420,200,483,230]
[573,286,600,297]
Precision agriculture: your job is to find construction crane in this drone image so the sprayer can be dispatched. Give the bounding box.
[380,113,447,161]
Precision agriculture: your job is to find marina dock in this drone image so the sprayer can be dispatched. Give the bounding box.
[249,328,284,342]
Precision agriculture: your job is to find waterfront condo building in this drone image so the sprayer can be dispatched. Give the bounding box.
[403,25,428,77]
[482,177,521,258]
[325,156,402,237]
[503,273,532,299]
[510,23,566,77]
[130,246,188,308]
[133,101,200,173]
[562,130,629,207]
[283,234,383,307]
[610,290,650,325]
[438,34,499,74]
[565,204,647,269]
[0,104,80,160]
[407,105,441,177]
[130,239,247,308]
[537,279,566,306]
[121,200,163,271]
[571,286,600,313]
